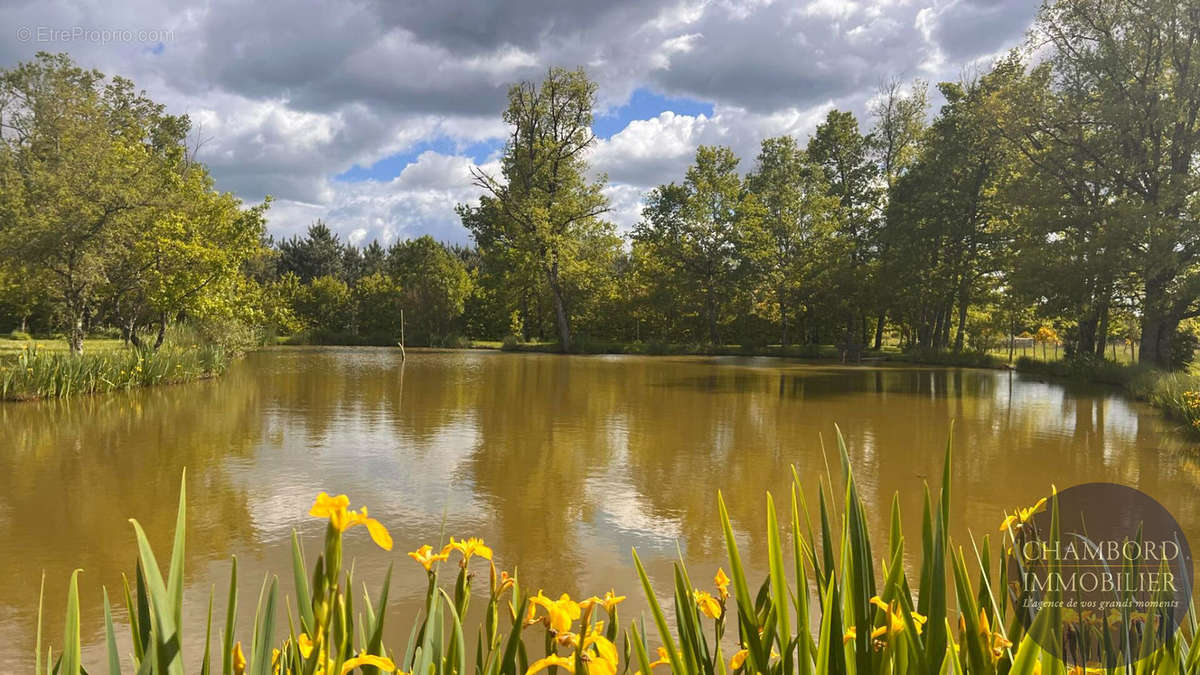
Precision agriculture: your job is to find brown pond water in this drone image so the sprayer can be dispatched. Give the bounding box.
[1,347,1198,667]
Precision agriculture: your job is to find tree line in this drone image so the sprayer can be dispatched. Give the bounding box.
[2,0,1198,370]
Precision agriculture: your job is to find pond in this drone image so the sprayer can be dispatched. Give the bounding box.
[1,347,1197,666]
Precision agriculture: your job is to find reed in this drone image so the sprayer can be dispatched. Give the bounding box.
[0,340,229,401]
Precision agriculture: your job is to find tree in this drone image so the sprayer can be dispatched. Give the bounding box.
[0,53,188,353]
[806,110,880,350]
[744,136,840,346]
[465,67,610,351]
[277,220,345,282]
[388,235,472,346]
[352,272,405,339]
[1014,0,1200,368]
[296,275,351,334]
[634,146,761,345]
[108,165,269,349]
[868,80,929,348]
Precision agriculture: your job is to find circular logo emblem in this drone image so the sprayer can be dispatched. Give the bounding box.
[1005,483,1192,667]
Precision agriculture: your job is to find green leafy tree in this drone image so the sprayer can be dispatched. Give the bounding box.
[744,136,841,346]
[806,110,881,350]
[0,53,188,353]
[296,275,351,334]
[352,272,405,339]
[464,67,610,351]
[634,146,761,345]
[996,0,1200,368]
[388,235,472,346]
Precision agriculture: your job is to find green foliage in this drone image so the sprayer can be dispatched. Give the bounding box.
[460,67,615,351]
[388,236,472,345]
[0,53,269,355]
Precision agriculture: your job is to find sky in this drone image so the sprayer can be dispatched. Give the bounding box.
[1,0,1042,246]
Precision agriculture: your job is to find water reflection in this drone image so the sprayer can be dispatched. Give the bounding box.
[1,348,1196,666]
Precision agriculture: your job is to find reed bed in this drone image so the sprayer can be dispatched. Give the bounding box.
[33,429,1199,674]
[0,341,229,401]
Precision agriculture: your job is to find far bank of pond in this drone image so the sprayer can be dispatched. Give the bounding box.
[3,347,1200,664]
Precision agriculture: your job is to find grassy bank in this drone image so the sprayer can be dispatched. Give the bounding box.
[0,336,233,401]
[35,430,1196,674]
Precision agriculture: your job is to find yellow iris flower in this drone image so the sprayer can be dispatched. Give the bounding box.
[298,633,314,659]
[340,653,397,674]
[408,544,451,571]
[525,654,575,675]
[309,492,393,551]
[729,649,748,671]
[693,589,722,619]
[869,596,927,639]
[442,536,493,562]
[580,590,626,613]
[529,591,582,634]
[714,568,731,601]
[999,496,1047,532]
[582,630,619,675]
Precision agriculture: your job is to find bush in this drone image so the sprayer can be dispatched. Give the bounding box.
[8,329,31,341]
[500,334,521,351]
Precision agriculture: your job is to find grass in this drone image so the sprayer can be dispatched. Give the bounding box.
[33,428,1200,674]
[0,336,125,356]
[0,336,231,401]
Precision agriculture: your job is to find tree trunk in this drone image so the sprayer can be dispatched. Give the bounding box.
[153,311,168,351]
[873,312,885,351]
[544,265,571,352]
[1139,314,1177,369]
[778,286,789,347]
[1095,302,1110,359]
[705,286,720,345]
[65,295,85,356]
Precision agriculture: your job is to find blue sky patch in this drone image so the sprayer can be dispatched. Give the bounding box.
[335,137,502,182]
[593,88,714,139]
[334,88,713,182]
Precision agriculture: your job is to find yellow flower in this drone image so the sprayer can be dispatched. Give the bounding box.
[308,492,393,550]
[232,641,246,675]
[729,649,749,671]
[582,630,619,675]
[714,568,731,601]
[999,496,1047,532]
[310,492,350,521]
[648,647,673,669]
[441,536,493,563]
[409,544,451,571]
[529,591,581,634]
[298,633,314,659]
[870,596,927,639]
[693,589,722,619]
[341,653,397,674]
[526,654,575,675]
[580,590,626,614]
